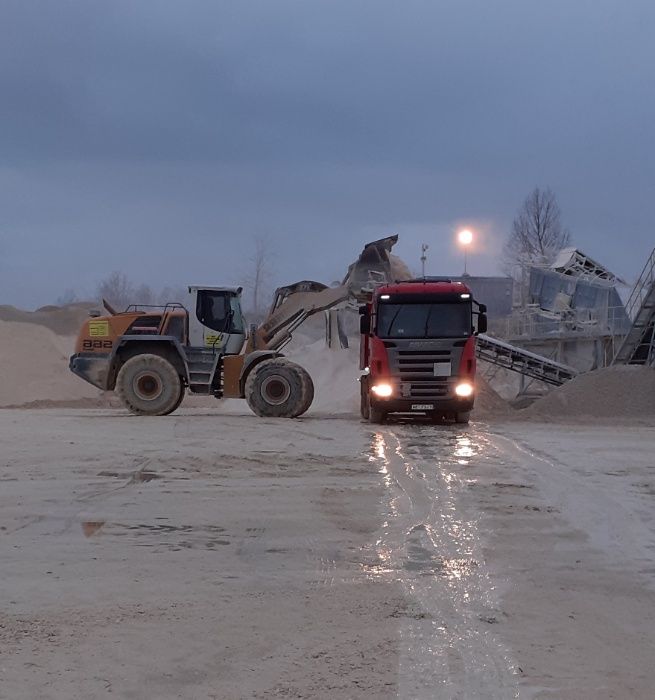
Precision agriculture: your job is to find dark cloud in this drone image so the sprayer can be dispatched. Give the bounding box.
[1,0,653,307]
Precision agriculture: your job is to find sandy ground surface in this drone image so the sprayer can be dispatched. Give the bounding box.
[2,408,655,699]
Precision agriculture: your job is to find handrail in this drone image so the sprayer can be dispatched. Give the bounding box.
[624,249,655,321]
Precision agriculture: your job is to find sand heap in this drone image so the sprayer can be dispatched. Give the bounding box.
[0,320,107,408]
[286,340,361,415]
[0,303,94,336]
[523,365,655,420]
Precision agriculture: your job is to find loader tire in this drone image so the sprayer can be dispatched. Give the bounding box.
[277,359,314,416]
[116,354,184,416]
[294,364,315,417]
[245,359,307,418]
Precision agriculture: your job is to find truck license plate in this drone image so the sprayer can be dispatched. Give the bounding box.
[411,404,434,411]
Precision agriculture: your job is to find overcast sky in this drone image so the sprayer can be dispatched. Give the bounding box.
[1,0,654,308]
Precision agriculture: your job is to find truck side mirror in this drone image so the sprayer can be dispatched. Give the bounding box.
[478,313,488,334]
[360,313,371,335]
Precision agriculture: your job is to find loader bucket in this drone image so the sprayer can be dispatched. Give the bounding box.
[342,235,400,298]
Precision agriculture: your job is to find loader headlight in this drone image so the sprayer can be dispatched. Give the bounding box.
[371,383,393,398]
[455,382,474,398]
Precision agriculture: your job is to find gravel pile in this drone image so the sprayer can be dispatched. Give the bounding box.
[523,365,655,419]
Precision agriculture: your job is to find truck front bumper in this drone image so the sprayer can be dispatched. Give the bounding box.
[372,396,475,415]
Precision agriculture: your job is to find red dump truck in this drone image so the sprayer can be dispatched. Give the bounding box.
[358,278,487,424]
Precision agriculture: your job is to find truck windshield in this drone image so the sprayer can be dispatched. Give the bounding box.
[377,302,471,339]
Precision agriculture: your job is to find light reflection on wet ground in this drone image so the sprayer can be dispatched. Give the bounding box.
[368,424,520,699]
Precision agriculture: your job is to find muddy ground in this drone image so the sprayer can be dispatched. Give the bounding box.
[2,408,655,699]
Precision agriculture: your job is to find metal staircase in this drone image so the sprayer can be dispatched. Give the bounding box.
[612,248,655,367]
[185,348,220,394]
[476,334,578,387]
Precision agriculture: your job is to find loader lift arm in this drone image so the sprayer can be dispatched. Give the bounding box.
[247,235,400,353]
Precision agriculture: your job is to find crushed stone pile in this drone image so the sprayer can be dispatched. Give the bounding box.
[523,365,655,419]
[473,376,511,419]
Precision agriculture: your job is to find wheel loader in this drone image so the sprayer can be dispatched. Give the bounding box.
[69,237,398,417]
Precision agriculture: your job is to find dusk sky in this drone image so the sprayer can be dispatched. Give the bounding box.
[1,0,654,308]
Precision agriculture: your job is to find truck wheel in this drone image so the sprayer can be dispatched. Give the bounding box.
[280,360,314,416]
[360,379,370,420]
[245,359,306,418]
[368,399,386,424]
[116,354,184,416]
[455,411,471,424]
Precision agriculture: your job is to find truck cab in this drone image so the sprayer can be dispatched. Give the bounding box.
[359,279,487,424]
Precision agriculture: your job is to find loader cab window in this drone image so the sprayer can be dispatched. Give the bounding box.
[196,291,231,333]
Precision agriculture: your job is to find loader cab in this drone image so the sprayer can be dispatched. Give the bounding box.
[187,286,246,355]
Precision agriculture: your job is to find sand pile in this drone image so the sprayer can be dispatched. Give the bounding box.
[286,340,361,415]
[0,320,102,407]
[0,303,94,336]
[523,365,655,420]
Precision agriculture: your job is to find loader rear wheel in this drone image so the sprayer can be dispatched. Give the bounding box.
[116,354,184,416]
[245,359,307,418]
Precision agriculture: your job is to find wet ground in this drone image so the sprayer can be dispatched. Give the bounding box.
[2,409,655,698]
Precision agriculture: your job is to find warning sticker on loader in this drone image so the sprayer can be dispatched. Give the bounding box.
[205,334,224,347]
[89,320,110,337]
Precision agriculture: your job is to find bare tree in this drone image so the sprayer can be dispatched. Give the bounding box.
[97,272,135,310]
[503,187,571,273]
[158,285,188,305]
[133,284,156,306]
[243,236,274,315]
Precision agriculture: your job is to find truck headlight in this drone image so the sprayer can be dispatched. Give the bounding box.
[371,383,393,398]
[455,382,474,398]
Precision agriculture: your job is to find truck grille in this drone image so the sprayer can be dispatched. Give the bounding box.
[391,348,454,399]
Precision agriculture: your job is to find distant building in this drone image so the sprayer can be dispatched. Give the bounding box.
[452,276,514,318]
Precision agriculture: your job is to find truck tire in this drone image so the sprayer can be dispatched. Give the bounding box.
[245,359,307,418]
[455,411,471,424]
[360,379,370,420]
[368,399,386,424]
[116,354,184,416]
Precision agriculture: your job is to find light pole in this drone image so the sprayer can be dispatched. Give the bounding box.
[457,229,473,276]
[421,244,429,277]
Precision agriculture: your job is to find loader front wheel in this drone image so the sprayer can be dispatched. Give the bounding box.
[245,359,307,418]
[116,354,184,416]
[294,363,315,417]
